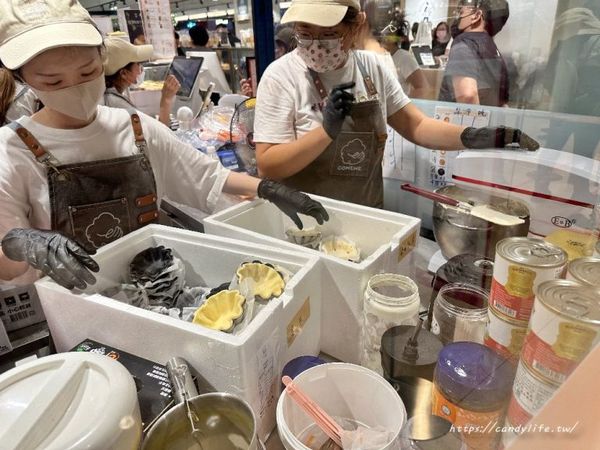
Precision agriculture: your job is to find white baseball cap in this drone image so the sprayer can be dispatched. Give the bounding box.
[281,0,361,27]
[0,0,103,70]
[103,37,154,76]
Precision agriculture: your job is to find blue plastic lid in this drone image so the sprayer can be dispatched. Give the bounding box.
[434,342,514,409]
[281,356,326,384]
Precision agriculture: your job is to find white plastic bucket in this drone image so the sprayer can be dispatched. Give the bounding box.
[276,363,406,450]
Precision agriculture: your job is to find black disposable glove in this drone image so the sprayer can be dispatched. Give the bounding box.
[322,82,355,140]
[2,229,99,290]
[461,126,540,151]
[257,180,329,230]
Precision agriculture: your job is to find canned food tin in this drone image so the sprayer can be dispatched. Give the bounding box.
[490,238,567,322]
[507,360,559,429]
[521,280,600,385]
[566,257,600,288]
[484,307,527,361]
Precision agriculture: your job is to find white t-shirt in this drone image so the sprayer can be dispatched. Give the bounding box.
[0,105,230,284]
[390,49,420,94]
[254,49,410,144]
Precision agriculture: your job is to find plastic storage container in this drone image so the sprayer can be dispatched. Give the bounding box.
[276,363,407,450]
[205,195,421,363]
[0,353,141,450]
[431,283,489,345]
[432,342,514,450]
[360,274,420,373]
[34,225,322,440]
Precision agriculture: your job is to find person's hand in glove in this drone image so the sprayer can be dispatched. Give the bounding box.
[322,82,355,140]
[2,229,99,290]
[257,180,329,229]
[461,126,540,151]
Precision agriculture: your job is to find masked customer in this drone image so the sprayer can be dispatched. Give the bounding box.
[439,0,510,106]
[103,37,180,127]
[0,0,329,289]
[254,0,538,208]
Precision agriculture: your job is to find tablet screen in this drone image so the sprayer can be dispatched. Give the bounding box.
[168,56,204,98]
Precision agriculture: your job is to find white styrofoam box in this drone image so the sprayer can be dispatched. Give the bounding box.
[453,148,600,237]
[204,195,421,364]
[34,225,322,441]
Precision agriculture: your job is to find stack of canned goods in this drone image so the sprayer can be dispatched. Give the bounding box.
[566,256,600,288]
[485,238,568,362]
[504,280,600,446]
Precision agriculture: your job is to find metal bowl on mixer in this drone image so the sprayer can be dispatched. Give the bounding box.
[432,185,530,260]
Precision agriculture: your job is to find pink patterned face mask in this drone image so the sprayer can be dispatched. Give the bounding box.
[296,38,348,73]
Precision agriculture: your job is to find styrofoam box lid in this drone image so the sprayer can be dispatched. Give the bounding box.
[0,353,140,450]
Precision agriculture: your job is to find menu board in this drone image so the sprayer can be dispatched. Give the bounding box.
[124,10,145,45]
[429,106,491,188]
[139,0,176,59]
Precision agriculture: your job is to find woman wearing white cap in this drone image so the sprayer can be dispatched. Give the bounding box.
[103,37,181,127]
[255,0,539,208]
[0,0,328,290]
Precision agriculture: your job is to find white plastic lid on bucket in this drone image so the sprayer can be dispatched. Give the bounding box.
[276,363,406,450]
[0,352,142,450]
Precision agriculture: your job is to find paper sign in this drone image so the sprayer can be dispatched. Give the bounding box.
[429,106,491,188]
[138,0,176,59]
[383,125,417,181]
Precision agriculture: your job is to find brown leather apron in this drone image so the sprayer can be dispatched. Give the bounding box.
[283,58,388,208]
[8,110,159,252]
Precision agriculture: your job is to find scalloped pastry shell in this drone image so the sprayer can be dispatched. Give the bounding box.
[285,227,322,248]
[319,236,361,262]
[236,262,285,300]
[193,289,246,332]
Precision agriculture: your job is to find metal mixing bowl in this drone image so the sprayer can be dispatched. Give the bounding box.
[432,185,530,260]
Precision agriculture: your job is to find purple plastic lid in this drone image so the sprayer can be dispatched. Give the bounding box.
[434,342,514,409]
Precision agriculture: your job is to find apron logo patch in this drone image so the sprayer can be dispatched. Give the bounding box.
[85,212,124,249]
[340,138,367,166]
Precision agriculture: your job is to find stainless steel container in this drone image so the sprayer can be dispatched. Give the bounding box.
[432,185,530,259]
[142,358,260,450]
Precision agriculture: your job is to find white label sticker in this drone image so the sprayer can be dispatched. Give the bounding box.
[0,321,12,356]
[256,332,278,420]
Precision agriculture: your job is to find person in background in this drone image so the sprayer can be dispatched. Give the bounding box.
[432,21,451,56]
[411,22,419,41]
[376,7,430,98]
[1,66,40,125]
[216,23,241,47]
[174,31,186,56]
[254,0,539,209]
[274,25,297,59]
[543,1,600,159]
[240,26,297,97]
[438,0,510,106]
[0,0,328,289]
[189,23,211,48]
[103,37,180,127]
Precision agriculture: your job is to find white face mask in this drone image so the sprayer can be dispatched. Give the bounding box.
[132,68,145,88]
[32,75,105,121]
[297,38,348,73]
